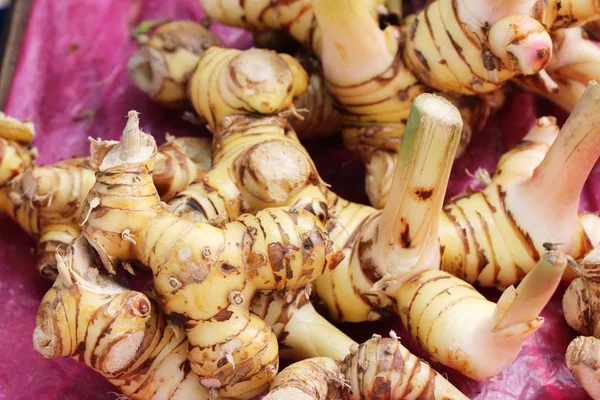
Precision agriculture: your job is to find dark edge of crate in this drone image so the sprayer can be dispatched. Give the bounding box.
[0,0,34,110]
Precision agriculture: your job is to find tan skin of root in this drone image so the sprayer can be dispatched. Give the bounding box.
[315,94,568,380]
[200,0,597,209]
[567,336,600,400]
[563,249,600,399]
[169,115,328,226]
[127,20,223,106]
[251,286,356,362]
[197,0,386,57]
[81,111,343,399]
[0,112,36,187]
[33,236,218,400]
[33,236,349,399]
[128,22,327,140]
[264,336,467,400]
[0,136,210,280]
[402,2,552,96]
[1,157,96,279]
[311,0,550,208]
[264,357,347,400]
[564,246,600,337]
[249,34,344,140]
[440,82,600,289]
[189,47,309,131]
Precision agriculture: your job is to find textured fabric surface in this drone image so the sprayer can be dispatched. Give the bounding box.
[0,0,597,399]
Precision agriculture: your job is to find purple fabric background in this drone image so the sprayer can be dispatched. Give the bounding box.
[1,0,599,399]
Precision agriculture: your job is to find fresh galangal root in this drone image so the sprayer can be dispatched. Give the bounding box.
[315,93,567,380]
[33,236,214,400]
[310,0,546,207]
[564,245,600,337]
[127,20,223,106]
[33,236,355,399]
[0,112,36,187]
[440,82,600,289]
[567,336,600,400]
[289,53,342,140]
[189,47,309,131]
[80,111,343,399]
[200,0,599,209]
[0,135,210,280]
[264,335,468,399]
[169,115,328,225]
[251,286,356,362]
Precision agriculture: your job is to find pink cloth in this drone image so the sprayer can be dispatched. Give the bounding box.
[0,0,595,399]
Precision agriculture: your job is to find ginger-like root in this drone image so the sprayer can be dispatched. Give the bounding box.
[1,136,209,280]
[563,246,600,336]
[189,47,309,131]
[33,236,350,399]
[0,111,35,142]
[315,94,566,380]
[33,236,217,400]
[264,357,347,400]
[440,82,600,289]
[0,112,36,187]
[264,336,468,399]
[3,157,96,279]
[169,115,328,224]
[404,5,552,95]
[535,0,600,30]
[290,54,342,139]
[341,336,468,399]
[393,250,566,380]
[251,286,356,362]
[311,0,517,208]
[81,111,343,399]
[197,0,386,57]
[316,93,463,322]
[127,20,222,106]
[566,336,600,400]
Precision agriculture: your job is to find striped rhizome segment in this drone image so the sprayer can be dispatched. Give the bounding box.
[289,54,343,139]
[189,47,308,132]
[33,237,356,399]
[518,24,600,113]
[263,336,468,400]
[196,0,386,56]
[311,0,552,207]
[315,93,569,380]
[0,136,210,280]
[197,0,600,209]
[80,111,343,399]
[441,81,600,288]
[251,286,356,362]
[33,236,215,400]
[169,115,328,226]
[127,21,223,107]
[0,112,36,187]
[5,158,96,279]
